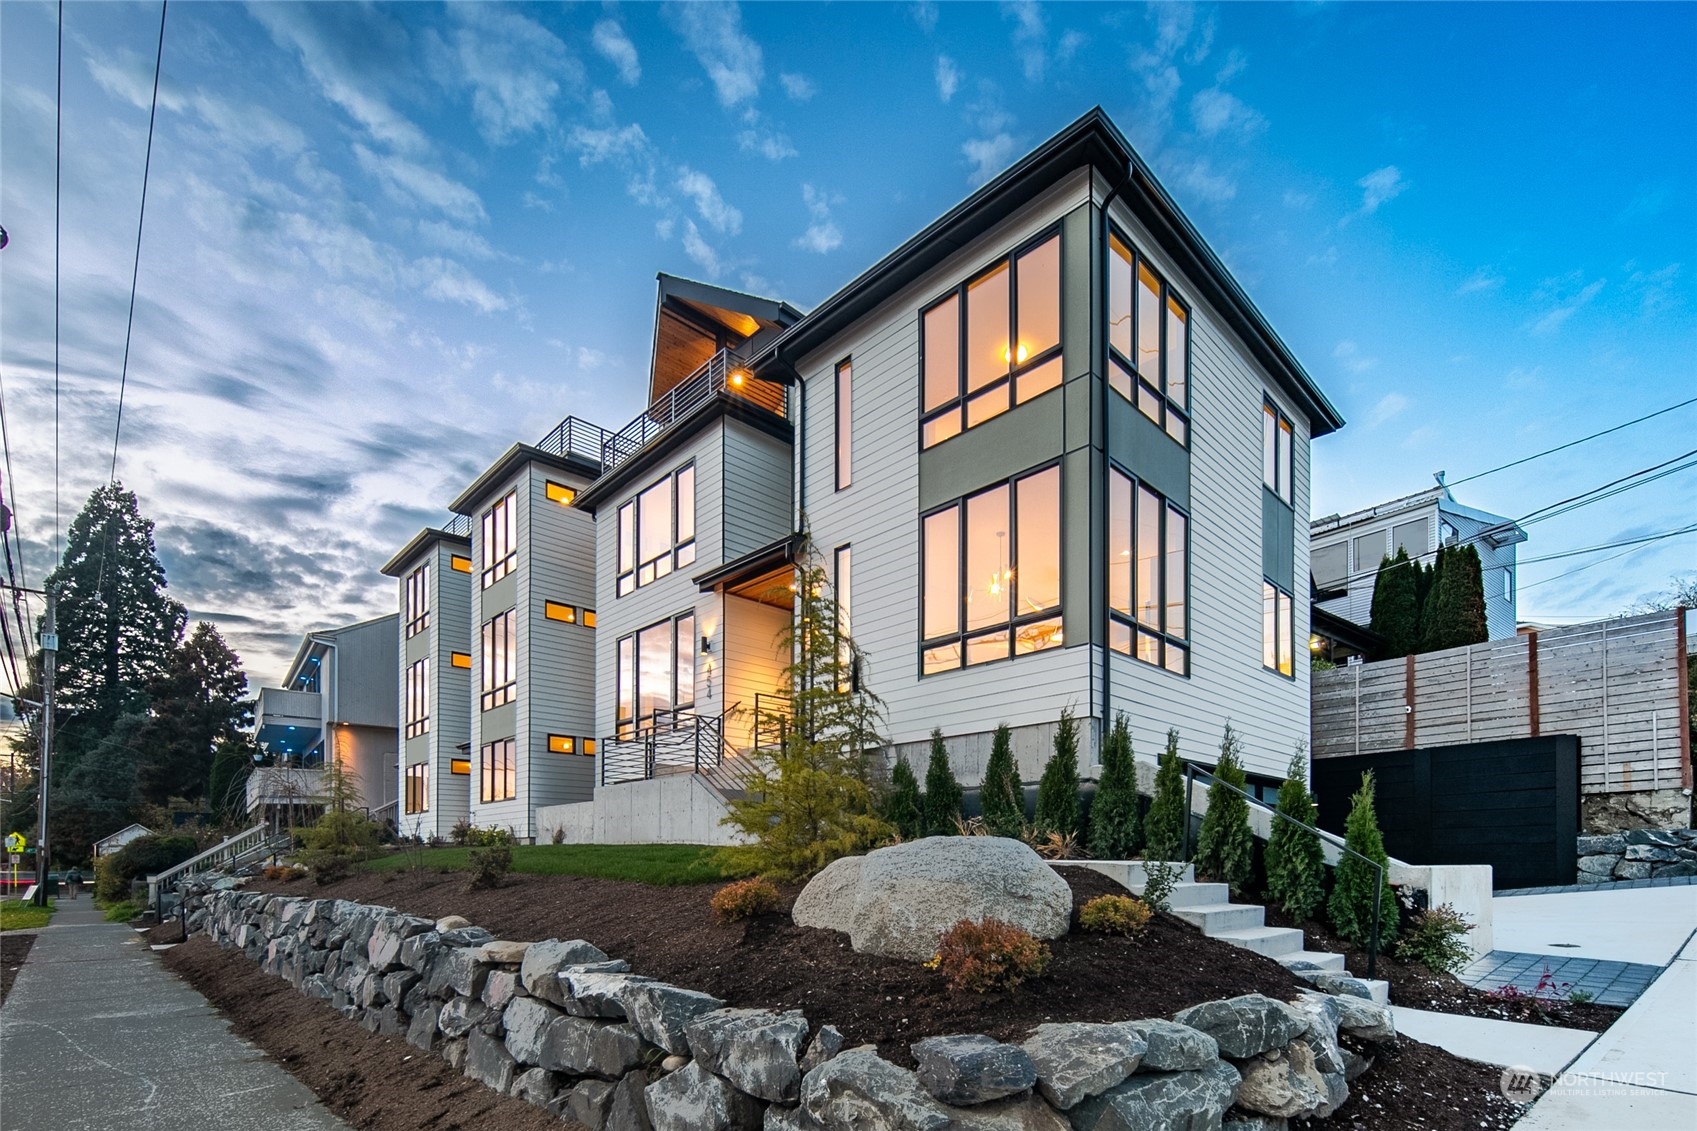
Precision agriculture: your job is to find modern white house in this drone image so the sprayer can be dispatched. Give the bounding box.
[1310,483,1526,642]
[384,108,1347,842]
[250,614,399,832]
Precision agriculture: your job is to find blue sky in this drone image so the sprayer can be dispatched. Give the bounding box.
[1,1,1692,685]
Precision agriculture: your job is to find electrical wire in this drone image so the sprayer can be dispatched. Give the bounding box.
[1445,395,1697,488]
[1515,523,1697,566]
[110,0,168,483]
[54,0,63,559]
[1517,528,1697,594]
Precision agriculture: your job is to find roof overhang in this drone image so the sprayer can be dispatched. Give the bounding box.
[693,533,803,593]
[745,106,1344,437]
[1311,605,1382,653]
[380,525,471,578]
[650,274,802,402]
[450,443,600,515]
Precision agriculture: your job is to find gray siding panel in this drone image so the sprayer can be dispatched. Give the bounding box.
[721,423,794,558]
[1263,489,1295,593]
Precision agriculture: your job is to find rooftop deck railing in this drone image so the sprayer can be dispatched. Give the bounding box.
[443,513,472,538]
[536,414,614,468]
[598,349,787,478]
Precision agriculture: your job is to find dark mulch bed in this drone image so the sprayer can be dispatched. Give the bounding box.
[1293,1036,1533,1131]
[163,933,578,1131]
[1263,907,1625,1032]
[1,932,37,1006]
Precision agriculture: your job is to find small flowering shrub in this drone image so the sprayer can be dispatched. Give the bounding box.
[1078,894,1153,936]
[931,918,1051,993]
[710,877,781,924]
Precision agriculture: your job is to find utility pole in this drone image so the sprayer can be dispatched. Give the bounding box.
[32,587,56,907]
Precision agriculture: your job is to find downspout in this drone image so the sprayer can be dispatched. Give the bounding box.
[794,360,807,529]
[1098,168,1135,746]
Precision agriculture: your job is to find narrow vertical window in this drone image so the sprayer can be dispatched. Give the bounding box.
[1135,484,1161,628]
[922,508,960,674]
[637,621,671,725]
[834,544,853,688]
[405,658,430,738]
[1263,401,1294,503]
[482,492,516,587]
[617,501,636,595]
[637,478,672,585]
[1109,469,1189,674]
[1109,470,1132,617]
[1164,508,1188,642]
[675,613,696,709]
[835,359,853,491]
[616,636,634,737]
[964,484,1011,633]
[1263,581,1294,677]
[1015,468,1061,616]
[1016,237,1061,361]
[922,296,960,414]
[1278,415,1294,505]
[965,263,1010,394]
[405,563,431,638]
[675,464,696,567]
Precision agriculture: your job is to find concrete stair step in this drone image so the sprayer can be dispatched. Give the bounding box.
[1276,950,1348,973]
[1161,882,1231,909]
[1363,979,1390,1005]
[1209,925,1306,958]
[1173,902,1266,934]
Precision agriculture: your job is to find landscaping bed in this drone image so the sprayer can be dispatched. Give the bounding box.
[1263,906,1625,1032]
[1,932,36,1006]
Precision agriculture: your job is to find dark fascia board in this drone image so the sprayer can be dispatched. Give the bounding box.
[656,273,804,328]
[449,443,600,515]
[746,106,1344,438]
[380,526,470,578]
[693,533,802,592]
[1312,604,1382,652]
[574,394,793,513]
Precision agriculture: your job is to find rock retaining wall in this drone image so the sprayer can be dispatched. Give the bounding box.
[1576,828,1697,883]
[184,881,1397,1130]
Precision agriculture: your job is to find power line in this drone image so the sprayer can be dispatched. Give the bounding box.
[1516,523,1697,566]
[54,0,63,559]
[1446,395,1697,488]
[110,0,168,483]
[1518,528,1696,594]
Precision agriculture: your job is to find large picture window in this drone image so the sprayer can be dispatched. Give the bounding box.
[617,464,696,596]
[1109,232,1190,446]
[480,609,516,710]
[920,232,1063,449]
[404,763,429,814]
[1263,581,1294,678]
[404,563,430,638]
[482,491,516,587]
[920,464,1063,673]
[1109,469,1189,675]
[1263,401,1294,505]
[615,612,696,737]
[480,738,515,803]
[404,658,429,738]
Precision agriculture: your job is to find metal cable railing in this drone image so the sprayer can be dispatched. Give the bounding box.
[1177,761,1386,980]
[598,349,787,477]
[536,415,613,467]
[442,513,472,537]
[598,707,734,787]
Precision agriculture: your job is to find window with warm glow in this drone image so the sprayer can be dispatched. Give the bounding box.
[450,651,472,669]
[545,480,577,506]
[405,658,430,738]
[480,609,516,710]
[481,492,516,587]
[450,758,471,775]
[480,738,515,803]
[1108,468,1188,675]
[617,464,696,596]
[1263,581,1294,677]
[1108,231,1190,446]
[544,600,577,623]
[404,563,430,638]
[450,554,472,573]
[405,763,429,814]
[615,611,696,735]
[836,358,853,491]
[920,464,1063,674]
[548,734,576,755]
[920,232,1063,450]
[1263,401,1294,504]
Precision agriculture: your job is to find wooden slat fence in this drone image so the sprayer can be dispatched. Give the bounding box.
[1313,610,1691,796]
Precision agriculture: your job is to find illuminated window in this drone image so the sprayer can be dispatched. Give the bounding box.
[480,609,516,710]
[617,464,695,596]
[450,554,472,574]
[583,738,597,756]
[480,738,516,803]
[1263,401,1294,504]
[581,609,596,628]
[1108,468,1189,675]
[450,651,471,669]
[615,612,696,735]
[481,492,516,587]
[548,734,576,755]
[1263,581,1294,678]
[920,232,1063,450]
[404,658,430,738]
[404,763,429,814]
[545,480,577,506]
[450,758,471,776]
[404,563,430,638]
[920,464,1063,674]
[544,601,577,624]
[1108,232,1190,446]
[836,358,853,491]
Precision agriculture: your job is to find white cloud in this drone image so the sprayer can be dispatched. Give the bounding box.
[1357,165,1407,214]
[1627,262,1681,316]
[1530,276,1605,335]
[1190,87,1265,138]
[1364,392,1408,428]
[667,2,764,108]
[675,166,742,234]
[567,122,650,165]
[442,3,577,144]
[1173,157,1237,203]
[417,219,499,260]
[353,145,487,224]
[794,184,843,254]
[412,257,507,313]
[1333,340,1378,375]
[963,133,1018,187]
[1004,0,1048,82]
[592,19,641,85]
[738,127,797,161]
[935,55,961,102]
[911,1,940,33]
[779,72,816,101]
[1457,268,1504,295]
[681,219,722,277]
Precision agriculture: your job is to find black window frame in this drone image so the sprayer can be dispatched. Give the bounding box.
[1262,578,1296,680]
[404,562,430,638]
[480,608,516,711]
[918,227,1066,451]
[481,491,517,588]
[1262,399,1294,505]
[480,738,516,803]
[616,463,697,597]
[835,357,853,491]
[1107,226,1191,447]
[404,656,430,738]
[918,461,1066,676]
[614,610,697,738]
[1107,465,1192,677]
[404,762,429,814]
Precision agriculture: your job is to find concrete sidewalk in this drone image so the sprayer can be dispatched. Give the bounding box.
[0,900,345,1130]
[1490,884,1697,966]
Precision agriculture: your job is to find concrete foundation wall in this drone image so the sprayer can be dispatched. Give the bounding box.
[536,775,749,846]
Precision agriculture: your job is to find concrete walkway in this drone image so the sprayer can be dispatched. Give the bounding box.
[1490,883,1697,966]
[0,901,345,1130]
[1390,1006,1596,1077]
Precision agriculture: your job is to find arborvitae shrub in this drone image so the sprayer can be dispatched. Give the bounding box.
[1328,771,1396,948]
[1033,709,1081,838]
[1088,713,1141,859]
[1193,725,1254,897]
[922,730,964,837]
[1264,746,1326,921]
[980,724,1026,838]
[884,757,923,839]
[1143,730,1186,860]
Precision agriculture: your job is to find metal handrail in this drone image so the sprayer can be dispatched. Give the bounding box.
[151,822,270,893]
[535,414,612,468]
[597,706,736,786]
[598,349,787,478]
[442,513,472,538]
[1178,761,1385,980]
[751,692,794,754]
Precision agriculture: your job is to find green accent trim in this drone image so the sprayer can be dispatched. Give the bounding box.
[1062,204,1095,385]
[1262,487,1295,592]
[1062,446,1099,652]
[1107,395,1190,511]
[916,388,1065,513]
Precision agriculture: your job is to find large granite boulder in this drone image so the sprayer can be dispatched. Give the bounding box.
[1066,1060,1241,1131]
[913,1034,1038,1106]
[794,837,1073,962]
[1172,995,1308,1060]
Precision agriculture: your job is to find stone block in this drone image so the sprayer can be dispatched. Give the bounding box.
[1021,1023,1145,1110]
[1066,1060,1241,1131]
[521,938,613,1004]
[1120,1020,1219,1073]
[646,1061,764,1131]
[912,1034,1037,1106]
[687,1008,811,1103]
[799,1047,949,1131]
[1172,996,1308,1060]
[465,1029,517,1094]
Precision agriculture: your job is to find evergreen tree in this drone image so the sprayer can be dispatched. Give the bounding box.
[138,623,253,806]
[1143,729,1186,860]
[1421,544,1488,653]
[1264,745,1326,921]
[882,757,923,839]
[922,729,964,836]
[1328,771,1396,948]
[1368,549,1419,660]
[207,734,257,827]
[721,542,893,879]
[1033,709,1082,837]
[1414,546,1445,649]
[1193,725,1255,896]
[979,723,1025,838]
[53,713,148,859]
[1088,713,1141,860]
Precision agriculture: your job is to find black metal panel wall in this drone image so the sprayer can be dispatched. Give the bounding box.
[1312,735,1580,890]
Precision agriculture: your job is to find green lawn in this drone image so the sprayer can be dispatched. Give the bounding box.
[0,899,54,931]
[362,843,742,886]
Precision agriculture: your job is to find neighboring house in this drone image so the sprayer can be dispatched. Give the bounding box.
[250,614,399,833]
[380,517,475,841]
[386,108,1348,842]
[1310,484,1526,642]
[93,823,152,857]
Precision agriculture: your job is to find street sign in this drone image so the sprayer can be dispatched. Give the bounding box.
[39,631,58,651]
[3,831,24,853]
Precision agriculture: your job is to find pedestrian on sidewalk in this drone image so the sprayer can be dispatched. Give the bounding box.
[64,866,82,899]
